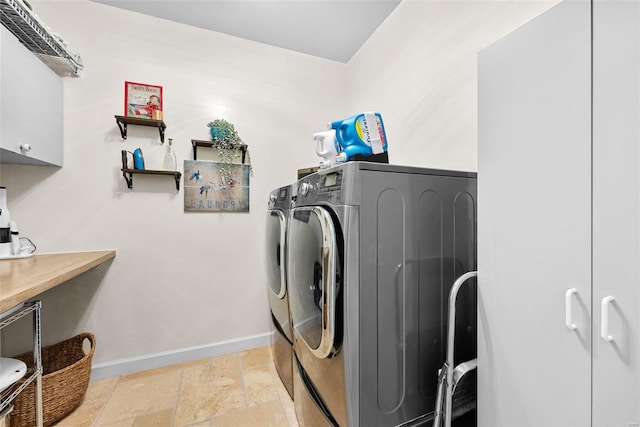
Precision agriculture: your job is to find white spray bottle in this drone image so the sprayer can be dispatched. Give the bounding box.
[312,129,343,169]
[0,187,11,257]
[9,221,20,255]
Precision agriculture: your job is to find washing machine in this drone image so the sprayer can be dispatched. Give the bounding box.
[287,162,477,426]
[266,184,295,399]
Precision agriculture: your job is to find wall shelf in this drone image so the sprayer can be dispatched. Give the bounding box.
[120,168,182,191]
[115,115,166,143]
[191,139,248,163]
[120,150,181,190]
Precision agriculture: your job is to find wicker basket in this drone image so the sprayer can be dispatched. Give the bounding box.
[9,333,95,427]
[0,405,12,427]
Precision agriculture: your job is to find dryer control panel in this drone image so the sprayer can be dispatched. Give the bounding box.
[319,171,343,193]
[295,170,344,205]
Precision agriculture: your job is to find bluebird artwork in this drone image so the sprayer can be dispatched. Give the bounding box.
[184,160,250,212]
[199,182,213,197]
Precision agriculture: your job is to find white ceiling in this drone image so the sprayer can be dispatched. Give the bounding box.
[92,0,402,63]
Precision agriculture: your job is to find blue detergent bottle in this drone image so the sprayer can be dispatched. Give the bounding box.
[328,112,388,161]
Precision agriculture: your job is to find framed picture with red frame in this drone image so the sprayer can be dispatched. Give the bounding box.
[125,81,163,119]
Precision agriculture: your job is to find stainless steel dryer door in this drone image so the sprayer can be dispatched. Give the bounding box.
[266,210,287,299]
[288,206,339,359]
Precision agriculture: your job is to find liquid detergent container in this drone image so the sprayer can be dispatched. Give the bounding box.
[328,112,388,162]
[312,129,342,169]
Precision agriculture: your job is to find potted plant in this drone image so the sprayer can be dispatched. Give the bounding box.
[206,119,252,184]
[207,118,242,148]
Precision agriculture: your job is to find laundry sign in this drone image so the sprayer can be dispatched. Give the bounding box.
[183,160,250,212]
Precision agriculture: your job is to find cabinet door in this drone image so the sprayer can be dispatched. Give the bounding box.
[477,1,592,425]
[1,26,63,166]
[592,1,640,425]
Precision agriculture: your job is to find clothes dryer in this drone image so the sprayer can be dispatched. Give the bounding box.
[266,184,295,398]
[287,162,477,426]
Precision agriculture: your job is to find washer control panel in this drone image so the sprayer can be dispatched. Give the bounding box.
[268,185,290,209]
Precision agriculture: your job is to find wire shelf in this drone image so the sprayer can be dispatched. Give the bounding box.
[0,0,83,77]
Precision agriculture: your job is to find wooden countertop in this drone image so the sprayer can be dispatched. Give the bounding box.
[0,250,116,313]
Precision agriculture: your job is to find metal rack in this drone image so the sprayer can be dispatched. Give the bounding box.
[0,0,83,77]
[0,301,43,427]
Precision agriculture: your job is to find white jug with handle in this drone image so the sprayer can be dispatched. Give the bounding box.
[312,129,342,169]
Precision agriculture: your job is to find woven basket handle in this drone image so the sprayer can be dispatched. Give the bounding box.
[79,332,96,358]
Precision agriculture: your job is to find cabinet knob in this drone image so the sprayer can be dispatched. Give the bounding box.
[19,144,31,152]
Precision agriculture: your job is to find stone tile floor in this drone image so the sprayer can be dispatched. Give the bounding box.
[55,345,298,426]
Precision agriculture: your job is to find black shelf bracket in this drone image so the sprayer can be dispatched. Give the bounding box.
[191,139,248,163]
[115,115,166,143]
[121,150,133,188]
[122,171,133,188]
[116,119,128,140]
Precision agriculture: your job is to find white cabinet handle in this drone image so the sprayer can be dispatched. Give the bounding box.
[565,288,577,330]
[600,296,615,342]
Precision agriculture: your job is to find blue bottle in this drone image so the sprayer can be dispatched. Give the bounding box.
[328,112,388,161]
[133,148,145,170]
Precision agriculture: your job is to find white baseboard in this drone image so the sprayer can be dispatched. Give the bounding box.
[91,332,273,381]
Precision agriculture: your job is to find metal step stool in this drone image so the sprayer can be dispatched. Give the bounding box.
[433,271,478,427]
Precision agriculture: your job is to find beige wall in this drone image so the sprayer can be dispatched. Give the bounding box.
[0,0,345,368]
[1,0,557,374]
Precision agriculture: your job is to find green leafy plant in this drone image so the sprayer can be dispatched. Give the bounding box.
[207,118,242,147]
[206,119,252,186]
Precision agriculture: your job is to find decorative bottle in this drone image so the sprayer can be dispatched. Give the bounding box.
[163,138,177,171]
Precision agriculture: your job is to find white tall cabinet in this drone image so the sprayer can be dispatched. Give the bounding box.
[478,0,639,425]
[592,0,640,424]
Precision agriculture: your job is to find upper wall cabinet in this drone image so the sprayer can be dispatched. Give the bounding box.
[1,25,63,166]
